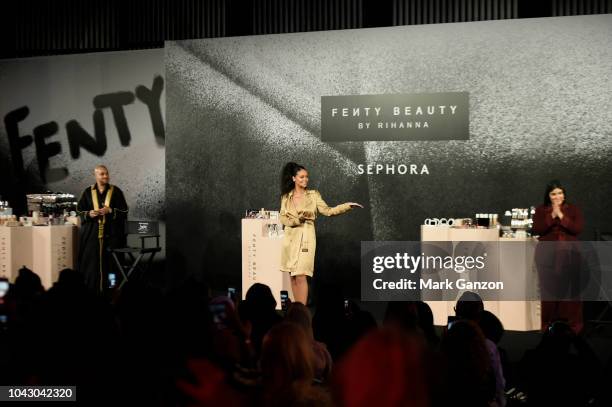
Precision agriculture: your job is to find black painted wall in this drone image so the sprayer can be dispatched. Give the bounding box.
[2,0,610,59]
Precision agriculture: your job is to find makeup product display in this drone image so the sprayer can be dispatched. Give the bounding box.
[423,207,536,239]
[26,193,77,217]
[501,207,535,238]
[475,213,500,228]
[1,197,78,287]
[244,208,281,221]
[0,201,13,217]
[423,214,500,229]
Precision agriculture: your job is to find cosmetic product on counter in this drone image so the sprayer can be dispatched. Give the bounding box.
[244,208,279,220]
[0,201,13,217]
[501,207,536,237]
[475,214,490,228]
[26,193,76,217]
[0,215,18,226]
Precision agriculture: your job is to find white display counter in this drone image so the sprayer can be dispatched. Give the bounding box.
[0,226,34,282]
[241,218,293,309]
[0,225,77,289]
[32,225,78,289]
[421,225,541,331]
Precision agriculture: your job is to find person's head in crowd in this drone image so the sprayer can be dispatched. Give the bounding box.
[520,319,599,407]
[209,296,249,368]
[48,269,88,300]
[540,319,575,353]
[242,283,282,358]
[285,302,314,340]
[312,282,347,320]
[13,266,44,299]
[333,327,430,407]
[286,302,333,382]
[114,280,163,340]
[261,322,314,383]
[245,283,277,313]
[165,277,215,359]
[260,322,330,406]
[442,319,489,371]
[56,268,85,287]
[479,310,505,344]
[209,295,237,336]
[415,301,439,346]
[455,291,484,321]
[209,295,235,327]
[237,300,253,334]
[3,267,43,327]
[440,320,494,406]
[312,285,377,361]
[383,301,419,332]
[343,300,378,354]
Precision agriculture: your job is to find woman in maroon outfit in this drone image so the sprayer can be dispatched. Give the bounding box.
[532,180,584,333]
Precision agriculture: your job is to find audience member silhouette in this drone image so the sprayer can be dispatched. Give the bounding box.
[4,264,610,407]
[312,284,376,361]
[383,301,419,331]
[260,322,333,407]
[208,295,253,369]
[415,301,440,347]
[455,291,506,406]
[440,319,496,407]
[333,327,430,407]
[520,320,601,406]
[285,302,333,383]
[2,267,44,384]
[37,268,118,404]
[479,310,511,388]
[241,283,282,358]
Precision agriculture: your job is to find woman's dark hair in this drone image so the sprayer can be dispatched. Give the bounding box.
[281,162,306,196]
[543,179,566,206]
[479,310,504,344]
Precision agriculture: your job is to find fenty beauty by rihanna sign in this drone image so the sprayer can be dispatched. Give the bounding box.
[321,92,469,142]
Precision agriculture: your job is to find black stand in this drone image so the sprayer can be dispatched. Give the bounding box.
[109,221,162,289]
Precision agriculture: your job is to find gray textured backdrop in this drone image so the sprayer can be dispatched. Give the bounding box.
[166,15,612,294]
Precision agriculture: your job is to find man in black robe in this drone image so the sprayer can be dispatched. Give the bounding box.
[76,165,128,293]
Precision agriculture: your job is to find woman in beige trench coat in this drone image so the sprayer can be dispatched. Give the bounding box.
[279,162,363,304]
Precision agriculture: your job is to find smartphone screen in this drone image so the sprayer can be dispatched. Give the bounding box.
[227,287,236,303]
[209,303,227,329]
[447,316,457,330]
[0,280,9,298]
[280,290,289,311]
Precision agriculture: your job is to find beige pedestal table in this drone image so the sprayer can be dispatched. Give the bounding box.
[0,225,77,289]
[0,226,34,281]
[241,218,293,310]
[421,225,540,331]
[32,225,78,289]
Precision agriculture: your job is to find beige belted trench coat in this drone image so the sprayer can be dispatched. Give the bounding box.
[280,189,352,276]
